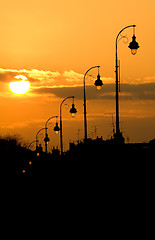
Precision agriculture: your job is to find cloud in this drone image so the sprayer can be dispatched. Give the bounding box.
[32,84,114,100]
[0,67,113,88]
[0,68,84,88]
[0,69,16,82]
[1,67,155,101]
[63,70,83,82]
[0,68,60,84]
[118,83,155,100]
[32,83,155,101]
[144,76,155,82]
[27,69,60,83]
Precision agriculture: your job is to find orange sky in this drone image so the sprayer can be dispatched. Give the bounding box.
[0,0,155,151]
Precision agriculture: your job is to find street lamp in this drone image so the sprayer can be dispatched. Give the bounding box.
[44,133,50,153]
[115,25,139,143]
[128,26,140,55]
[44,116,60,153]
[83,66,103,142]
[70,103,77,117]
[60,96,77,155]
[53,122,60,135]
[36,127,46,156]
[94,68,103,91]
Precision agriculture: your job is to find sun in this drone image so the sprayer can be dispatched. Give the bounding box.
[10,75,30,94]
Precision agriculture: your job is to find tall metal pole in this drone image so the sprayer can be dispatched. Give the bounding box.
[115,25,136,139]
[83,66,100,142]
[45,127,48,154]
[115,39,120,136]
[60,96,74,155]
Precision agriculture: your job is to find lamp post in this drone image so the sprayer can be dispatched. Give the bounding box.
[60,96,77,155]
[44,116,60,153]
[83,66,103,142]
[36,127,46,156]
[115,25,139,143]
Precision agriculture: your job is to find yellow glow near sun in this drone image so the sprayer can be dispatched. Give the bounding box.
[10,75,30,94]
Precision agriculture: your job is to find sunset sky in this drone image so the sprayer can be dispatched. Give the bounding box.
[0,0,155,151]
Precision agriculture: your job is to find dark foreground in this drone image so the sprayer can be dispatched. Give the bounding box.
[2,141,154,239]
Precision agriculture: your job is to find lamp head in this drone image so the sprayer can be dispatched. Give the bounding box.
[70,103,77,117]
[53,122,60,134]
[94,74,103,91]
[44,133,50,143]
[128,35,140,55]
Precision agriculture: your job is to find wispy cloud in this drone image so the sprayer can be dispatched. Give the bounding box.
[144,76,155,82]
[0,68,60,84]
[32,83,155,101]
[0,67,109,88]
[1,67,155,101]
[63,70,83,82]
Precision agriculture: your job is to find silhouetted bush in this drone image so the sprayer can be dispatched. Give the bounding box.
[0,135,33,176]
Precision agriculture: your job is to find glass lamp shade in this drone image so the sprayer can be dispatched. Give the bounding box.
[96,85,102,91]
[54,130,59,135]
[94,74,103,90]
[128,35,139,55]
[71,112,76,117]
[131,49,137,55]
[53,122,60,134]
[70,103,77,117]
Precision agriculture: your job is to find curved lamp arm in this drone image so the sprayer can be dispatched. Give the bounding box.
[28,140,37,150]
[36,127,46,148]
[116,25,136,46]
[84,65,100,84]
[60,96,75,128]
[45,115,58,135]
